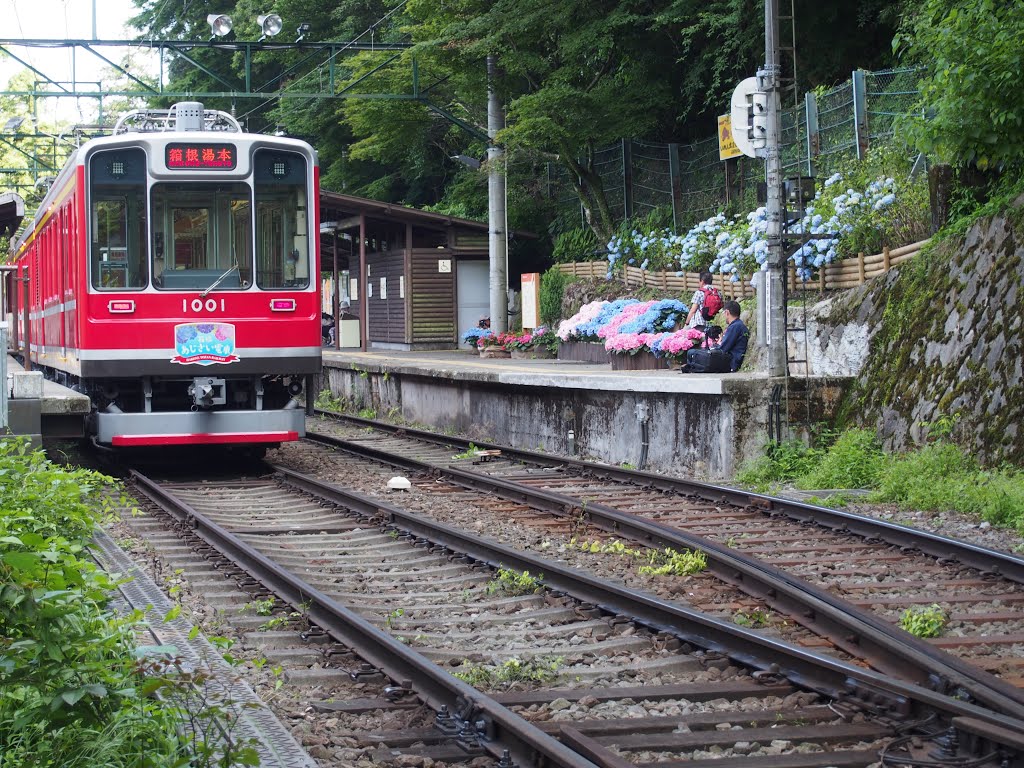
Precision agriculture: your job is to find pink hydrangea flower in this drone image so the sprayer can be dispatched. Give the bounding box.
[659,327,705,355]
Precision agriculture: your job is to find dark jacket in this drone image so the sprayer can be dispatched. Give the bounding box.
[718,317,749,372]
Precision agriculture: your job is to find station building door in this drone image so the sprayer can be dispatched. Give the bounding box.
[456,259,489,348]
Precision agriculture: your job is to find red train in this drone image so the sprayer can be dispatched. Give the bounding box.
[6,102,321,450]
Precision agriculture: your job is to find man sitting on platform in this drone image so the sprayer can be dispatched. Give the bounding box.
[680,301,748,373]
[715,301,748,372]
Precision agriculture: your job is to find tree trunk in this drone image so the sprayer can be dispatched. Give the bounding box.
[559,142,616,243]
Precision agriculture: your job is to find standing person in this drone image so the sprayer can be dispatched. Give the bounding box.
[716,301,749,372]
[684,271,724,329]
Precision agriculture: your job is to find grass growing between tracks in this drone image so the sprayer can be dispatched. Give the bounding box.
[737,426,1024,533]
[0,439,258,768]
[572,538,708,577]
[453,657,563,689]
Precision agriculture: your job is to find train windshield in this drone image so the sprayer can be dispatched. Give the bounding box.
[150,183,253,290]
[89,148,149,290]
[253,149,310,289]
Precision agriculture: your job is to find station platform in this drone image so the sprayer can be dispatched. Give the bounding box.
[6,355,89,442]
[321,348,769,395]
[315,349,834,480]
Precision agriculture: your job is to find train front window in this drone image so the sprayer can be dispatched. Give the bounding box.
[151,183,253,290]
[89,148,148,290]
[254,149,309,289]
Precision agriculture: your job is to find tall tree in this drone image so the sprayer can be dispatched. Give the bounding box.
[895,0,1024,169]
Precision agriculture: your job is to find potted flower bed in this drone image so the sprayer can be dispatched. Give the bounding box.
[506,327,558,359]
[604,327,706,371]
[477,332,514,358]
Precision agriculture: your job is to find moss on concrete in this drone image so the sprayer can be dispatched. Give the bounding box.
[839,201,1024,466]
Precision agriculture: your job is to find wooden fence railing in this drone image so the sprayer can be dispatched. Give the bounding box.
[555,239,930,296]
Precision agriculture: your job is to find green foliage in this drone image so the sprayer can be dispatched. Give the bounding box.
[540,268,571,327]
[485,567,543,597]
[736,440,823,491]
[898,604,948,638]
[552,228,599,264]
[453,656,562,689]
[638,547,707,577]
[733,609,771,629]
[872,443,1024,529]
[795,429,887,490]
[357,408,377,420]
[572,537,706,577]
[245,598,276,617]
[818,145,931,260]
[452,442,481,460]
[0,440,186,766]
[896,0,1024,168]
[737,421,1024,531]
[314,389,346,412]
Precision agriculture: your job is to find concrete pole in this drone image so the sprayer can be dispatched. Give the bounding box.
[763,0,787,377]
[487,55,508,334]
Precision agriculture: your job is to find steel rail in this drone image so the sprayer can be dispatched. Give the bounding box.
[303,427,1024,720]
[314,411,1024,586]
[128,470,602,768]
[271,464,1024,740]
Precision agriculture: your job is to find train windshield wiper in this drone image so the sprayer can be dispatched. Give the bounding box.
[199,264,239,298]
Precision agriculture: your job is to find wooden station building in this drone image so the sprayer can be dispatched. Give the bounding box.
[319,191,531,351]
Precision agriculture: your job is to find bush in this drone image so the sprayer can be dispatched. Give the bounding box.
[551,228,599,263]
[0,440,184,766]
[736,440,823,491]
[539,267,569,326]
[872,442,1024,529]
[796,428,887,490]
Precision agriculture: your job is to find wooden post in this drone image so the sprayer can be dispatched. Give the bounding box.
[857,252,866,284]
[882,245,891,273]
[818,266,825,292]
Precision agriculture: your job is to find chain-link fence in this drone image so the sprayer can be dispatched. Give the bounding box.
[551,66,922,234]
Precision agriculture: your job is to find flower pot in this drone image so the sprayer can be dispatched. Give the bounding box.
[558,340,610,363]
[610,350,669,371]
[512,346,555,360]
[479,347,511,359]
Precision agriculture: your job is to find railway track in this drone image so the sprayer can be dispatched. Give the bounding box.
[126,466,1024,768]
[300,412,1024,719]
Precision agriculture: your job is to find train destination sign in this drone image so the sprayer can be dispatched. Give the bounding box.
[165,143,237,170]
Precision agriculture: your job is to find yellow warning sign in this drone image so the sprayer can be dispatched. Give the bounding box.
[718,114,742,161]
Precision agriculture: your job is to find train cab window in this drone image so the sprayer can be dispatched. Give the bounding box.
[89,148,148,290]
[254,149,310,290]
[150,183,253,290]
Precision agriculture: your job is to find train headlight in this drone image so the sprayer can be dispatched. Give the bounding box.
[207,14,233,37]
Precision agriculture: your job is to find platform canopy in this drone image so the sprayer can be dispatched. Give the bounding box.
[318,189,534,351]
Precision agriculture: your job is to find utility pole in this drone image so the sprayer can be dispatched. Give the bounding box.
[486,55,508,334]
[763,0,787,377]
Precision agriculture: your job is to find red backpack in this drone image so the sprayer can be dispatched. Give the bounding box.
[700,286,724,321]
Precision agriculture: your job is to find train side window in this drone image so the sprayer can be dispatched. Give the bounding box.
[254,149,309,290]
[89,148,148,290]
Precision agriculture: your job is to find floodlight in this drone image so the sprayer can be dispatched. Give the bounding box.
[3,117,25,133]
[207,14,233,37]
[295,22,311,42]
[258,14,283,38]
